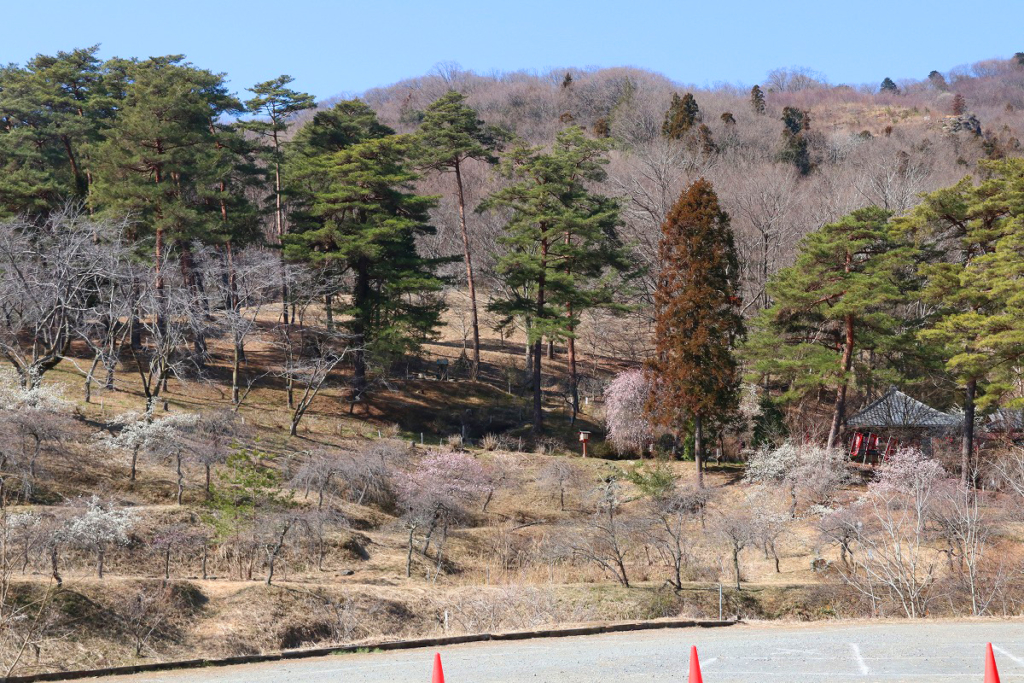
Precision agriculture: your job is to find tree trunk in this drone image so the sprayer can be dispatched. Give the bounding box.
[232,340,242,405]
[274,134,290,326]
[155,226,165,334]
[733,548,741,590]
[175,454,184,505]
[51,547,62,586]
[532,338,543,433]
[265,522,292,586]
[532,241,547,434]
[453,161,481,380]
[694,414,705,489]
[962,379,977,487]
[406,526,415,579]
[826,314,855,449]
[84,354,101,403]
[567,309,578,425]
[352,259,371,398]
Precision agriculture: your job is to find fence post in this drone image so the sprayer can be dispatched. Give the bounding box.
[719,583,723,621]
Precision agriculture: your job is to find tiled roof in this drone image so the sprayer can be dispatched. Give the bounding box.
[847,386,960,428]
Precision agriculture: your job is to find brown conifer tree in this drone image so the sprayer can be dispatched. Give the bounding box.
[646,179,744,487]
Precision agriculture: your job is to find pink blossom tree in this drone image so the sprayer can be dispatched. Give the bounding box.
[603,370,654,456]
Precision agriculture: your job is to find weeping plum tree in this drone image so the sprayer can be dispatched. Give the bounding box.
[604,369,654,456]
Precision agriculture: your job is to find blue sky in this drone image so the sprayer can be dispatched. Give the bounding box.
[5,0,1022,101]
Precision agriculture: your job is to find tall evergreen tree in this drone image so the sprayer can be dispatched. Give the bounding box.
[241,76,315,324]
[896,159,1024,483]
[750,85,766,115]
[284,100,445,395]
[747,207,909,449]
[662,92,700,140]
[646,179,743,488]
[415,91,506,380]
[779,106,812,175]
[92,56,244,303]
[952,93,967,116]
[0,46,106,216]
[480,126,628,431]
[880,77,899,94]
[928,70,949,90]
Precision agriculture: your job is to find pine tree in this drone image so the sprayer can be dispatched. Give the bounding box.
[480,126,628,431]
[241,76,315,324]
[752,393,788,447]
[750,85,766,115]
[415,91,506,380]
[646,179,743,488]
[0,46,106,217]
[92,56,245,302]
[896,159,1024,483]
[880,77,899,94]
[662,92,700,140]
[284,100,445,394]
[747,207,909,449]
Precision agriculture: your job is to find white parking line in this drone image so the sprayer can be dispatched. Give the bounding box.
[851,643,870,675]
[993,645,1024,667]
[701,657,717,667]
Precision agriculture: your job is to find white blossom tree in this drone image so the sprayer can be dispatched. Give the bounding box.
[57,497,134,579]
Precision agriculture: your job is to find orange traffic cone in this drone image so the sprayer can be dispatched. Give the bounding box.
[985,643,1000,683]
[432,653,445,683]
[688,645,703,683]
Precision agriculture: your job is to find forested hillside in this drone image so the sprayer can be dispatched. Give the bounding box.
[3,47,1024,677]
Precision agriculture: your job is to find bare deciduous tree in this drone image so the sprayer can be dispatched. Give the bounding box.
[646,485,709,589]
[0,210,118,388]
[712,505,755,590]
[273,327,350,437]
[110,585,172,658]
[564,480,634,587]
[538,459,588,512]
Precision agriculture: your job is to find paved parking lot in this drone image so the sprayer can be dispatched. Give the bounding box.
[90,620,1024,683]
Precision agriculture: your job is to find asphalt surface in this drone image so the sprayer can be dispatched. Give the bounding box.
[86,620,1024,683]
